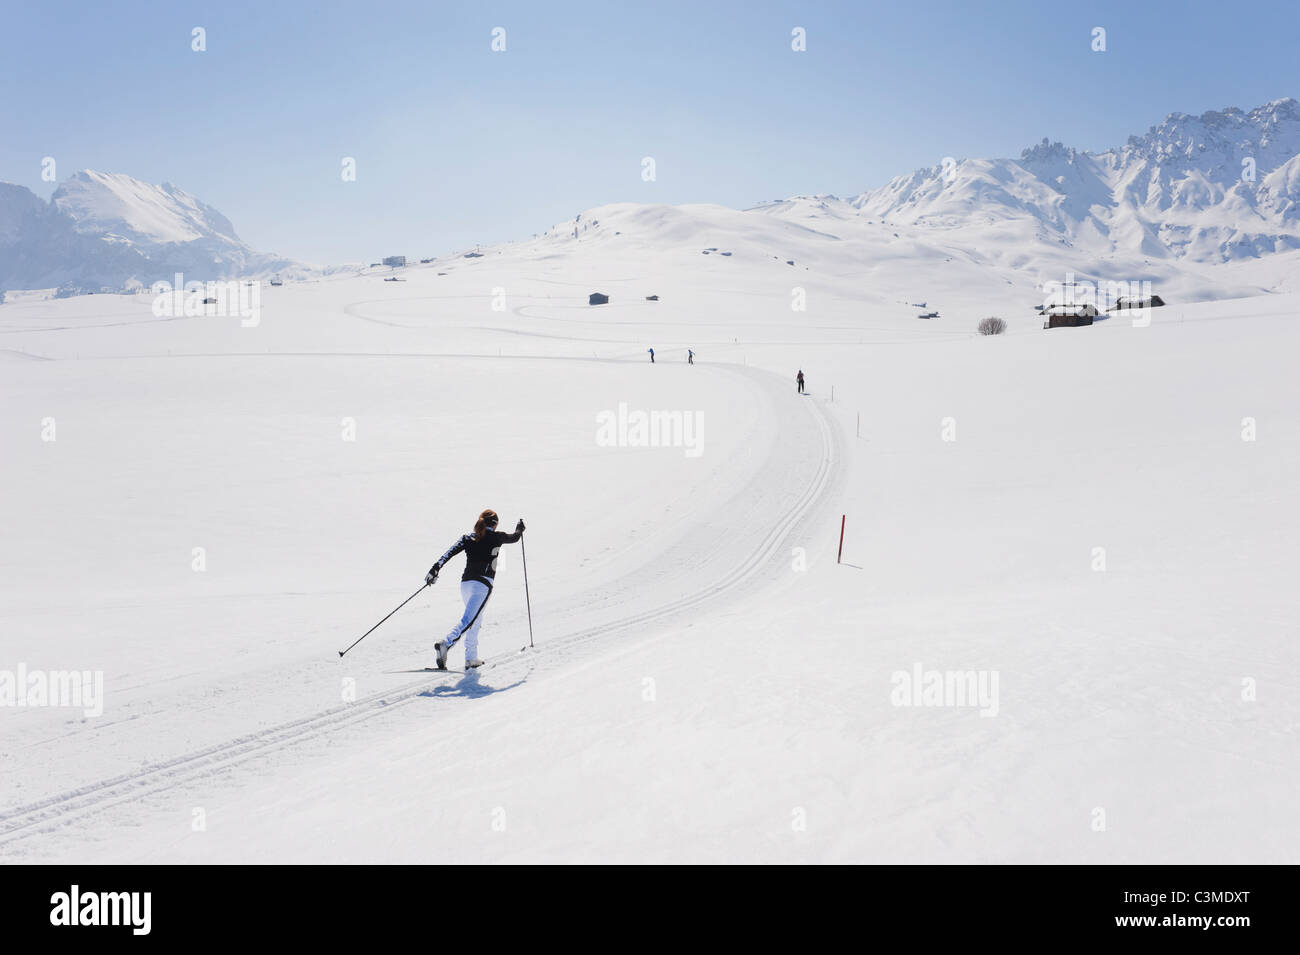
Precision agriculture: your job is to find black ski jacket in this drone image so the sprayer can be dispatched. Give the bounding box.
[433,529,522,585]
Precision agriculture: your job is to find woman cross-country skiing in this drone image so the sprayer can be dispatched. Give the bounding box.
[425,509,525,670]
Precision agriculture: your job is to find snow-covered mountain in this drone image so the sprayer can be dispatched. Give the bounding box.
[508,99,1300,310]
[5,98,1297,299]
[0,170,303,291]
[849,98,1300,265]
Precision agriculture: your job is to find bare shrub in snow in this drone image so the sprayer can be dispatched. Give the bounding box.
[978,317,1006,336]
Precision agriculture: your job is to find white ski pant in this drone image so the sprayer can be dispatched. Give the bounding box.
[444,580,492,661]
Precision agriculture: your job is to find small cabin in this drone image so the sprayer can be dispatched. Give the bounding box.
[1113,295,1165,310]
[589,292,609,305]
[645,295,659,301]
[1043,304,1098,328]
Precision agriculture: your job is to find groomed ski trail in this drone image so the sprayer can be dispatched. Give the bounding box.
[0,362,841,852]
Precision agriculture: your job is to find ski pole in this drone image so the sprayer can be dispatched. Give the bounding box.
[339,582,429,658]
[521,534,535,649]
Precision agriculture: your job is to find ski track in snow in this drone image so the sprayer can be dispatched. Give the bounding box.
[0,359,841,853]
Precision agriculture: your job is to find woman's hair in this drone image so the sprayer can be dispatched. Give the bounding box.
[473,509,499,540]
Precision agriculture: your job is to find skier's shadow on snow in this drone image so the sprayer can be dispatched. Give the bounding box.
[417,673,527,699]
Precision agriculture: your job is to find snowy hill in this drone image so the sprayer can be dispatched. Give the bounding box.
[2,216,1296,864]
[0,170,304,291]
[522,195,1298,325]
[850,98,1300,266]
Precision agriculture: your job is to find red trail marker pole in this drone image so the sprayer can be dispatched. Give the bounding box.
[837,515,845,564]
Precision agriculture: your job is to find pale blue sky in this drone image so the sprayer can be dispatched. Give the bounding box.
[2,0,1296,263]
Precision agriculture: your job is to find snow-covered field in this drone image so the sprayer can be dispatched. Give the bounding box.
[2,207,1297,863]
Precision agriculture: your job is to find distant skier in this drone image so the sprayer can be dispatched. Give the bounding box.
[426,509,525,670]
[648,348,655,363]
[688,349,694,364]
[796,369,805,394]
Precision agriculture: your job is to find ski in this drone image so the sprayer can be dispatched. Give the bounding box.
[387,646,532,676]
